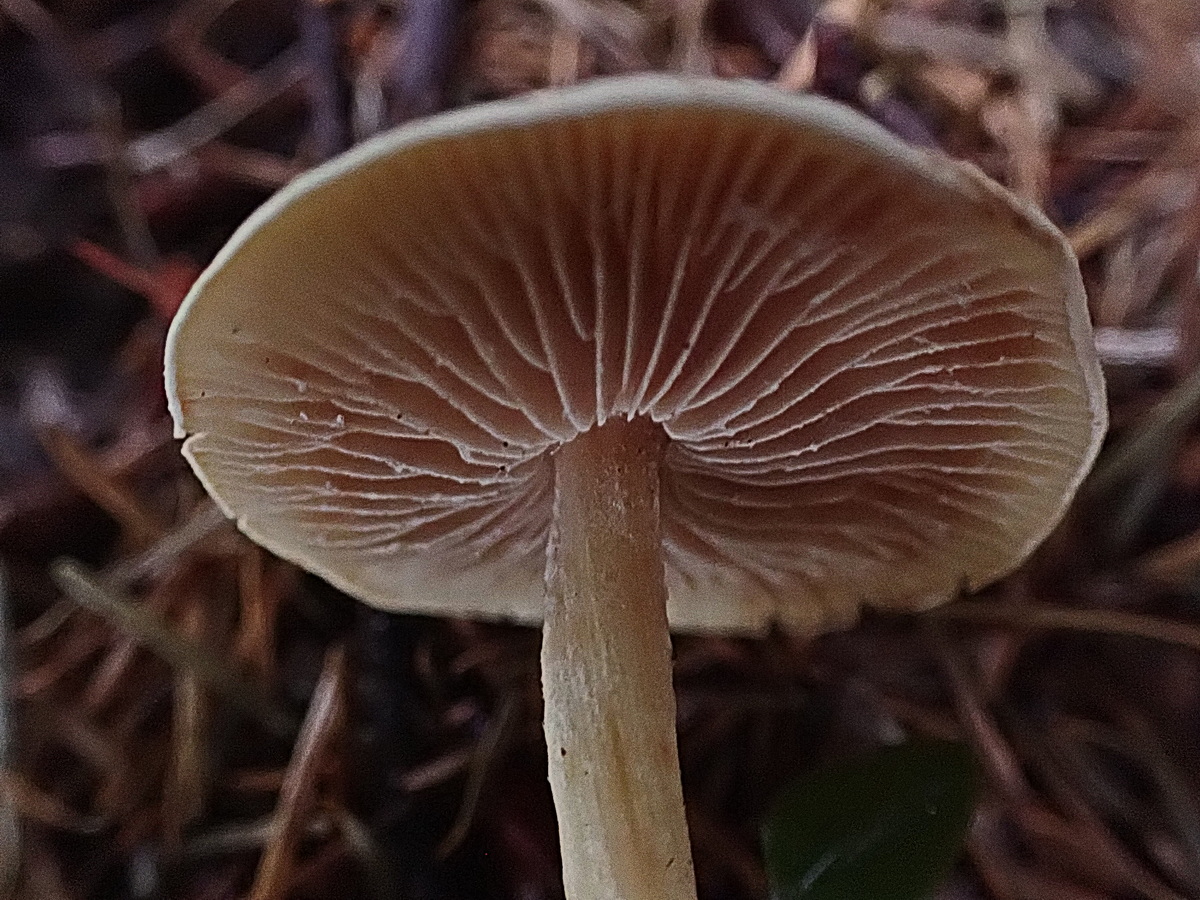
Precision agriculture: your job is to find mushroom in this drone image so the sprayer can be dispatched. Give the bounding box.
[165,75,1106,900]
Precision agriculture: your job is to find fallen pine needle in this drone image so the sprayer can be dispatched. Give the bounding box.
[928,600,1200,655]
[249,645,347,900]
[50,558,296,738]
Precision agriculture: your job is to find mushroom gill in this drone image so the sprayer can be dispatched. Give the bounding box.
[171,81,1102,636]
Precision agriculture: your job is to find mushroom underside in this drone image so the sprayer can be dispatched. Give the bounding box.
[171,96,1102,637]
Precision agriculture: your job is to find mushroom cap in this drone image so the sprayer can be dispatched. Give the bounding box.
[166,75,1106,636]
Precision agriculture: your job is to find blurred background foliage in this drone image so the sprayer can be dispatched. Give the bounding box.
[3,0,1200,898]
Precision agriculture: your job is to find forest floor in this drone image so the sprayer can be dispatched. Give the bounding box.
[4,1,1200,898]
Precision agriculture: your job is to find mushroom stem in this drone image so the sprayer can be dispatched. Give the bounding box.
[543,416,696,900]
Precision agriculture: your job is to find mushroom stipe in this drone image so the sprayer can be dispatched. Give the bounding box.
[166,76,1106,900]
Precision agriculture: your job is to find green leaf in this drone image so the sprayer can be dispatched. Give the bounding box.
[761,739,979,900]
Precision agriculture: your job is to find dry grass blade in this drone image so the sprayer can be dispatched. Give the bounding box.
[536,0,647,67]
[15,602,76,650]
[400,747,473,792]
[1059,716,1200,895]
[773,26,817,92]
[50,559,296,738]
[870,8,1099,104]
[924,623,1031,801]
[1066,126,1200,260]
[163,601,213,848]
[193,142,307,190]
[1032,720,1190,900]
[383,0,459,121]
[928,600,1200,655]
[1094,326,1178,367]
[183,814,335,858]
[1087,359,1200,499]
[14,619,109,699]
[128,44,311,172]
[2,769,103,834]
[1011,802,1140,897]
[547,23,585,86]
[2,0,159,265]
[234,546,281,681]
[970,799,1171,900]
[330,807,395,900]
[248,646,347,900]
[1139,528,1200,587]
[104,500,229,589]
[35,425,163,549]
[968,808,1024,900]
[437,690,520,858]
[666,0,711,73]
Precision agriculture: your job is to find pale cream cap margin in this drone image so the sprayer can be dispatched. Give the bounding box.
[165,74,1108,635]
